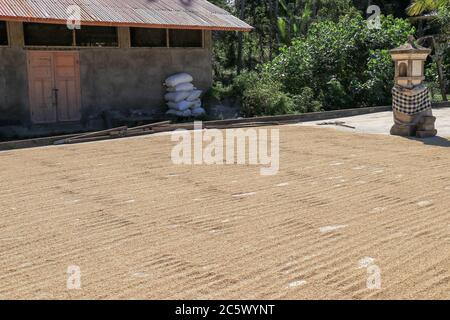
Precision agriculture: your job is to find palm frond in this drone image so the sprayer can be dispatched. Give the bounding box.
[407,0,449,16]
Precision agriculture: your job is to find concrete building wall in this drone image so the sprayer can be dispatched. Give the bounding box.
[0,22,213,129]
[0,48,29,126]
[0,22,29,126]
[79,29,213,119]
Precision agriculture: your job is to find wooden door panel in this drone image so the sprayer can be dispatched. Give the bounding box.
[56,79,79,121]
[32,66,53,78]
[55,67,77,78]
[32,79,54,123]
[53,52,81,122]
[27,52,56,123]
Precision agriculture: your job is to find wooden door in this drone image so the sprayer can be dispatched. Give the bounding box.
[53,52,81,122]
[27,51,81,123]
[27,52,56,123]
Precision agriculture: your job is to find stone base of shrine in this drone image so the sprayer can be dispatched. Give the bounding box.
[391,109,437,138]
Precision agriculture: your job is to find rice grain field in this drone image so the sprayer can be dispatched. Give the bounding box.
[0,125,449,299]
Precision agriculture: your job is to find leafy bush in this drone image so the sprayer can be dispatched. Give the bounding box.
[236,72,296,117]
[231,71,262,97]
[351,49,395,107]
[203,82,234,102]
[241,85,295,117]
[267,14,414,109]
[292,87,323,113]
[237,74,322,117]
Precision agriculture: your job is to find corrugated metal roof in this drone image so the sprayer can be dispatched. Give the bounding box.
[0,0,252,31]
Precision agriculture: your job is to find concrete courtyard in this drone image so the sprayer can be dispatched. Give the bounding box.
[298,108,450,142]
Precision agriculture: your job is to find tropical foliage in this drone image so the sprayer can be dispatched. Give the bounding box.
[208,0,449,116]
[407,0,449,16]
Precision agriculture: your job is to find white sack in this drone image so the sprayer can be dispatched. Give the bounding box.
[164,91,191,103]
[183,109,192,117]
[189,99,202,109]
[167,83,195,92]
[191,107,206,116]
[167,100,194,111]
[186,90,203,101]
[165,73,193,87]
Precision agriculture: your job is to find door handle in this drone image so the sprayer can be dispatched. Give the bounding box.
[52,88,59,107]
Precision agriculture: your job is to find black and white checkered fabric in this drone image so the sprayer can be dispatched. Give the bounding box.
[392,85,431,115]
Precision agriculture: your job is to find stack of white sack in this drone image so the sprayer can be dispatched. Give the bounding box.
[164,73,206,117]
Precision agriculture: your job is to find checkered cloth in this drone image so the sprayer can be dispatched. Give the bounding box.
[392,85,431,115]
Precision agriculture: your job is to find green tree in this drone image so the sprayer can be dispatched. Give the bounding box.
[407,0,449,100]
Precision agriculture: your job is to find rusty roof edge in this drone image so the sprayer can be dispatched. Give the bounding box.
[0,15,253,32]
[0,0,253,32]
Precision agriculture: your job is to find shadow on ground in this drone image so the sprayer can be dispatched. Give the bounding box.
[406,136,450,147]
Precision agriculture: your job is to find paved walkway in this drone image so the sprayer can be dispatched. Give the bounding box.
[298,108,450,138]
